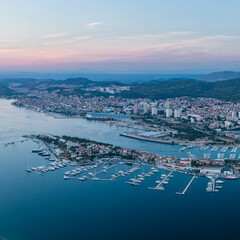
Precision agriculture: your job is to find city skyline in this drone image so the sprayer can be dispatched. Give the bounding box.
[0,0,240,73]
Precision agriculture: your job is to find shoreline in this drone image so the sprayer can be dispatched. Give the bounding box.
[25,134,240,184]
[12,101,239,147]
[119,132,230,147]
[120,132,178,145]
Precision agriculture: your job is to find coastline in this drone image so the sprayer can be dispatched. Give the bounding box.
[12,101,238,147]
[120,132,178,145]
[25,133,239,186]
[119,132,217,147]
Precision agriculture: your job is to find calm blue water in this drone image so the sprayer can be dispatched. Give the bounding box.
[0,99,239,240]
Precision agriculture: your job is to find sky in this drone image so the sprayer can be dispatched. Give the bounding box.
[0,0,240,73]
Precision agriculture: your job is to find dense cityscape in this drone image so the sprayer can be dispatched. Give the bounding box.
[12,82,240,146]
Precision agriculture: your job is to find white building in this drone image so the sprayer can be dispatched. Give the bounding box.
[151,106,158,116]
[174,109,182,118]
[133,105,138,115]
[166,108,173,118]
[200,168,222,175]
[143,103,149,114]
[232,111,237,118]
[164,100,170,109]
[138,102,149,115]
[225,121,233,128]
[223,168,233,175]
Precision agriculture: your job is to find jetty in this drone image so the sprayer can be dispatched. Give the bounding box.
[3,139,28,147]
[176,175,196,195]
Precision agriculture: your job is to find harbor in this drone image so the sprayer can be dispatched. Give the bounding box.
[1,99,240,240]
[179,145,240,160]
[3,131,240,196]
[25,135,240,195]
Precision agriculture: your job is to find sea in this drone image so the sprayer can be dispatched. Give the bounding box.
[0,99,239,240]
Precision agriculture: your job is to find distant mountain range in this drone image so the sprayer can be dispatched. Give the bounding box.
[1,73,240,101]
[0,70,240,83]
[198,71,240,82]
[0,72,202,83]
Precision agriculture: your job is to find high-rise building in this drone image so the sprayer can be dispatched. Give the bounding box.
[133,105,138,115]
[166,108,173,117]
[151,106,158,115]
[164,100,170,109]
[143,103,149,114]
[232,111,237,118]
[174,109,182,118]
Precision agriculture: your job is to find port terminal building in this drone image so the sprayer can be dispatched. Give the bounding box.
[86,113,131,121]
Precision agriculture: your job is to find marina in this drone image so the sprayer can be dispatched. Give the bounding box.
[126,167,159,186]
[221,146,228,153]
[206,178,225,193]
[24,134,240,195]
[179,145,193,151]
[231,147,238,153]
[211,146,219,152]
[200,146,210,151]
[28,143,237,195]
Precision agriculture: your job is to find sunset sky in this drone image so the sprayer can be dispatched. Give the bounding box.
[0,0,240,73]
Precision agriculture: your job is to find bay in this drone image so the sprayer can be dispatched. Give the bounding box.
[0,99,238,240]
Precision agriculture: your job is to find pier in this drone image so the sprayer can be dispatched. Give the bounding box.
[88,177,115,181]
[126,167,159,186]
[90,164,119,177]
[66,176,115,181]
[3,139,28,147]
[176,175,196,195]
[148,171,173,191]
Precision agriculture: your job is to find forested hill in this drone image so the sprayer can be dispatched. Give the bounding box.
[1,76,240,101]
[119,78,240,101]
[0,85,13,96]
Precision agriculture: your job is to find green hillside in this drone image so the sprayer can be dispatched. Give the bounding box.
[0,85,13,96]
[119,78,240,101]
[0,76,240,101]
